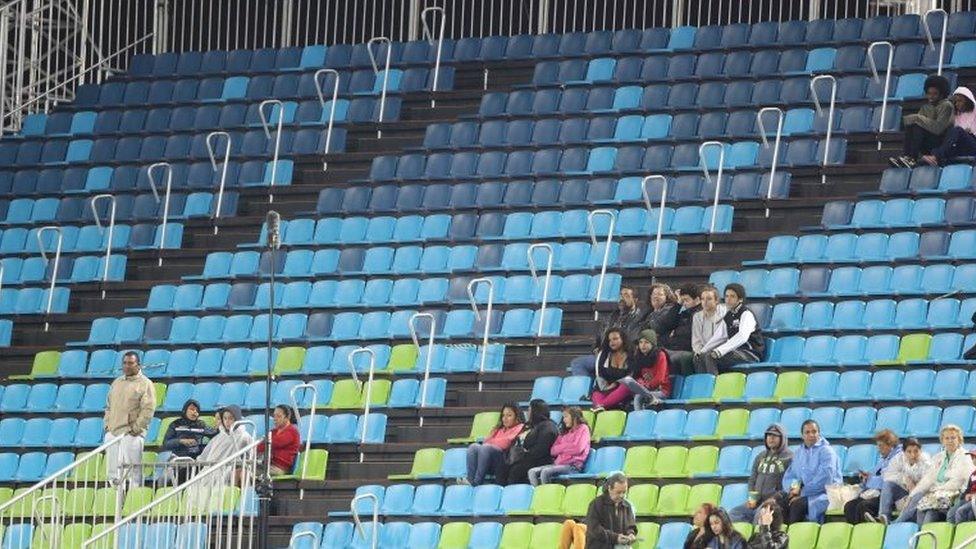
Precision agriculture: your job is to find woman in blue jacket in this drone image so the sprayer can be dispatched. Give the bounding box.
[780,419,842,524]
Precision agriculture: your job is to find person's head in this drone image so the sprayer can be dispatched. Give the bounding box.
[221,405,243,431]
[968,449,976,466]
[707,509,735,538]
[801,419,821,447]
[924,74,950,103]
[605,328,628,353]
[874,429,900,458]
[700,286,720,314]
[527,399,550,426]
[940,424,964,453]
[603,472,629,503]
[637,329,658,354]
[679,283,701,309]
[182,399,201,422]
[561,406,586,431]
[724,283,746,309]
[497,402,524,430]
[903,438,922,463]
[692,502,717,527]
[758,498,784,531]
[764,424,786,452]
[272,405,297,428]
[121,351,141,377]
[648,283,676,311]
[952,89,975,114]
[619,287,638,311]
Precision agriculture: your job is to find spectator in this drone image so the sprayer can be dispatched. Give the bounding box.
[866,438,930,524]
[256,405,301,476]
[947,449,976,524]
[746,499,788,549]
[463,402,524,486]
[618,329,671,410]
[696,284,764,375]
[894,424,974,526]
[498,399,558,485]
[683,503,718,548]
[728,424,793,524]
[922,86,976,166]
[528,407,591,486]
[965,310,976,360]
[890,74,953,167]
[570,472,638,549]
[569,287,643,378]
[843,429,902,524]
[691,285,728,376]
[104,351,156,489]
[195,405,253,485]
[161,399,218,483]
[589,329,635,411]
[780,419,841,524]
[662,283,702,372]
[699,508,746,549]
[641,283,678,336]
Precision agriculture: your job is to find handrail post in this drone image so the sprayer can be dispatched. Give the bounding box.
[756,107,784,218]
[290,531,319,549]
[466,277,495,392]
[348,347,376,462]
[527,243,554,357]
[313,68,340,172]
[699,141,725,252]
[289,382,317,500]
[910,530,938,549]
[867,41,894,150]
[31,494,62,549]
[367,36,392,138]
[810,75,837,186]
[259,99,285,203]
[146,162,173,267]
[36,225,62,331]
[587,209,617,321]
[923,8,947,76]
[90,194,117,296]
[350,493,380,549]
[205,131,232,235]
[640,175,668,274]
[420,6,446,108]
[409,312,436,426]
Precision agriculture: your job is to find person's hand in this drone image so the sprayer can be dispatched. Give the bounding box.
[858,470,870,482]
[617,533,636,545]
[757,505,774,527]
[180,438,196,446]
[746,499,757,509]
[906,480,916,492]
[904,114,917,126]
[789,486,801,498]
[709,349,721,359]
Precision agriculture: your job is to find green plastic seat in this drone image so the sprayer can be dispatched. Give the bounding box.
[633,522,661,549]
[787,522,820,548]
[710,372,746,402]
[627,483,659,516]
[623,446,657,478]
[686,445,719,476]
[921,522,953,549]
[35,487,70,518]
[276,449,328,481]
[152,417,178,446]
[774,371,809,402]
[710,408,749,440]
[685,483,722,515]
[386,344,419,372]
[733,522,754,540]
[187,486,240,515]
[141,451,158,478]
[0,487,12,507]
[512,484,565,516]
[6,488,33,517]
[898,333,932,363]
[150,486,184,517]
[61,523,93,549]
[529,522,563,549]
[650,446,688,478]
[580,410,596,427]
[591,410,626,441]
[274,346,306,375]
[388,447,444,480]
[90,487,119,517]
[63,487,95,516]
[952,522,976,546]
[363,379,391,406]
[327,379,365,408]
[447,411,499,443]
[498,521,534,549]
[651,483,688,516]
[438,522,473,549]
[31,524,64,549]
[816,522,852,549]
[11,350,60,379]
[560,484,596,516]
[87,522,116,549]
[153,382,167,408]
[121,486,154,515]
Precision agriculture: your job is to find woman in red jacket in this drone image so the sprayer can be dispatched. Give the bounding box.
[257,405,301,476]
[618,329,672,410]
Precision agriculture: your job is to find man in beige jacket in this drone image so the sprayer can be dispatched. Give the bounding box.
[104,351,156,489]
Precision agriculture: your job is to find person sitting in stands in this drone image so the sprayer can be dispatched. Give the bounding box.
[589,328,634,411]
[684,503,718,548]
[922,86,976,166]
[617,329,671,410]
[964,310,976,360]
[947,449,976,524]
[691,285,728,376]
[161,399,218,483]
[463,402,524,486]
[728,424,793,524]
[641,283,678,336]
[661,283,702,373]
[256,405,301,476]
[844,429,902,524]
[865,437,930,524]
[196,405,253,486]
[780,419,841,524]
[528,407,590,486]
[890,74,953,168]
[699,508,746,549]
[746,500,789,549]
[559,472,638,549]
[497,399,558,486]
[696,283,764,375]
[569,287,643,379]
[894,424,974,526]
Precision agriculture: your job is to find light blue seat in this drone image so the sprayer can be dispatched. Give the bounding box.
[934,370,970,401]
[652,409,687,441]
[882,523,919,549]
[657,523,693,549]
[604,410,655,442]
[741,408,781,440]
[720,483,749,509]
[469,522,503,549]
[740,372,776,402]
[711,446,753,477]
[869,370,904,401]
[904,405,941,437]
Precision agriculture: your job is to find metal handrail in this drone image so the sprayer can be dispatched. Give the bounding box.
[466,277,495,390]
[420,6,446,108]
[640,175,668,270]
[527,243,554,355]
[910,529,938,548]
[30,494,62,549]
[923,8,948,76]
[313,68,340,171]
[205,130,231,233]
[587,209,616,320]
[409,312,436,419]
[89,194,116,289]
[348,347,376,460]
[259,99,286,202]
[367,36,393,138]
[35,225,62,328]
[810,75,837,185]
[699,141,726,251]
[350,493,380,549]
[146,161,173,265]
[867,41,894,149]
[756,107,784,218]
[290,531,319,549]
[289,382,317,500]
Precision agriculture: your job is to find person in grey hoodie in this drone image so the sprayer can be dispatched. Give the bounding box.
[728,424,793,524]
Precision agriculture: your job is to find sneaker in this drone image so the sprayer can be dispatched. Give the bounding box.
[591,406,605,413]
[889,157,903,168]
[456,477,470,486]
[879,515,889,525]
[863,512,877,523]
[899,156,917,168]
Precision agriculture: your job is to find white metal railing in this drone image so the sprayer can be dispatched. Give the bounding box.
[350,492,380,549]
[810,74,837,185]
[291,530,319,549]
[90,194,117,293]
[527,243,554,355]
[923,8,948,75]
[367,36,393,138]
[36,225,63,329]
[911,529,938,548]
[587,209,617,321]
[420,6,446,108]
[259,99,286,203]
[348,347,377,462]
[31,494,62,548]
[756,107,784,218]
[313,68,341,172]
[289,382,318,500]
[466,277,495,390]
[205,131,232,234]
[409,312,437,423]
[699,141,726,252]
[867,40,894,150]
[640,175,668,270]
[147,161,174,265]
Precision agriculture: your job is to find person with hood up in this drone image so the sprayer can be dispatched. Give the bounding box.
[843,429,902,524]
[161,399,218,483]
[922,86,976,166]
[186,405,254,505]
[497,399,559,485]
[780,419,841,524]
[616,329,671,410]
[728,424,793,524]
[890,74,954,167]
[894,424,974,525]
[528,406,590,486]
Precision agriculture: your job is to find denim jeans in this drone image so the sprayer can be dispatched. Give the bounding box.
[466,443,503,486]
[618,376,665,410]
[948,498,976,524]
[727,502,757,524]
[527,463,581,486]
[893,492,925,524]
[878,481,908,520]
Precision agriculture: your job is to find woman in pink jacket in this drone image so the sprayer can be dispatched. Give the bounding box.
[527,407,591,486]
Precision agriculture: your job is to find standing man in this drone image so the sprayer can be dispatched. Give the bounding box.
[695,283,764,374]
[104,351,156,489]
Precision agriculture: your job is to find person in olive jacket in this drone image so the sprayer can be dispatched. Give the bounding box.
[585,472,638,548]
[497,399,559,485]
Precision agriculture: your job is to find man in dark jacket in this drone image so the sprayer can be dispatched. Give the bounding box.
[161,399,217,459]
[585,472,638,548]
[569,287,643,377]
[728,423,793,524]
[662,283,702,374]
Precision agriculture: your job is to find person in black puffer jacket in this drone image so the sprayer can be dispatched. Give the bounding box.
[161,399,218,483]
[496,399,558,486]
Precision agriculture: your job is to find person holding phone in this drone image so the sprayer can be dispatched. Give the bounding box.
[583,472,639,549]
[843,429,902,524]
[746,500,788,549]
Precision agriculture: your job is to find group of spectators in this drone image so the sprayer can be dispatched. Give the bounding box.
[892,75,976,168]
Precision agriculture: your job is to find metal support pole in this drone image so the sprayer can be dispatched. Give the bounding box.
[206,131,231,234]
[89,194,117,297]
[756,107,784,218]
[867,41,894,150]
[366,37,392,138]
[409,312,436,426]
[527,243,553,356]
[699,141,726,252]
[259,99,285,203]
[313,69,340,172]
[587,209,617,321]
[349,347,376,462]
[810,75,837,186]
[350,493,380,549]
[289,383,317,500]
[922,8,947,75]
[466,278,494,391]
[36,226,63,331]
[420,7,445,108]
[146,162,173,266]
[641,175,668,272]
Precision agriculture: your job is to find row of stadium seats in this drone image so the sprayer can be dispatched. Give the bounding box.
[0,521,208,549]
[758,297,976,332]
[875,164,976,196]
[750,231,976,265]
[821,197,976,228]
[0,192,235,227]
[759,332,971,366]
[0,223,181,255]
[0,288,69,315]
[0,255,126,285]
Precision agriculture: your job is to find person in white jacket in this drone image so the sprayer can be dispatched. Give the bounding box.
[866,437,931,523]
[893,425,974,526]
[691,285,727,363]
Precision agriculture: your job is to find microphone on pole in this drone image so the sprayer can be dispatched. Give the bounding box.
[266,210,281,250]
